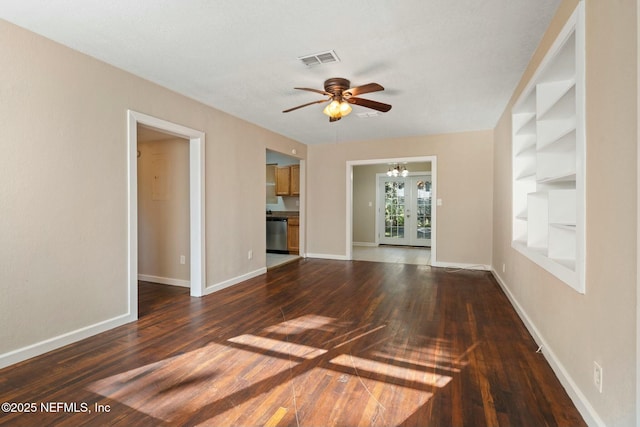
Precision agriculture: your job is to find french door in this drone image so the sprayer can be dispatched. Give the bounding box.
[378,174,432,247]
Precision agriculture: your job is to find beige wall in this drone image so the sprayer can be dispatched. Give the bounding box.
[137,137,190,283]
[492,1,637,425]
[306,131,494,265]
[0,19,305,359]
[352,162,431,244]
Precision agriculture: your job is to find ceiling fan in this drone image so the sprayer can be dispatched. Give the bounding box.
[283,77,392,122]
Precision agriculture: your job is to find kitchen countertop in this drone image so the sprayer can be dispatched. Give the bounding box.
[266,211,299,218]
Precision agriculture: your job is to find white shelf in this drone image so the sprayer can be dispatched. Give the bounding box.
[515,210,528,221]
[537,172,576,185]
[539,32,576,83]
[513,89,537,114]
[537,79,576,120]
[510,2,584,294]
[516,115,537,136]
[548,189,576,225]
[515,141,536,157]
[550,223,576,230]
[537,128,575,153]
[516,171,537,181]
[537,118,576,149]
[527,192,549,250]
[551,257,576,271]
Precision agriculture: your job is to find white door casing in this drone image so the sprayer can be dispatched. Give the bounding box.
[127,110,206,320]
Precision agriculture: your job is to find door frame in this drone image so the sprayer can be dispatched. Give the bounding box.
[265,148,306,258]
[127,110,206,320]
[346,156,437,261]
[376,172,432,247]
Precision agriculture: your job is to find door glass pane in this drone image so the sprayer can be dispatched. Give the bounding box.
[384,181,405,239]
[415,179,431,242]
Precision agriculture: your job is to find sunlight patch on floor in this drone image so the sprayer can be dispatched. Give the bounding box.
[330,354,452,388]
[87,314,476,426]
[87,342,290,423]
[228,334,328,360]
[263,314,337,335]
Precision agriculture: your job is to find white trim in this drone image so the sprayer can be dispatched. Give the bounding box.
[204,268,267,295]
[637,0,640,417]
[346,156,437,263]
[306,253,349,261]
[431,261,490,271]
[299,159,306,258]
[491,269,605,427]
[128,110,206,305]
[0,313,135,369]
[353,241,378,247]
[636,1,640,425]
[138,274,190,288]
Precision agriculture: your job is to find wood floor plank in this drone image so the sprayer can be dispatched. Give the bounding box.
[0,260,585,426]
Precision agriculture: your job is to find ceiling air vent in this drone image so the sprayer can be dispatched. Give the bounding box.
[357,111,382,118]
[298,50,340,67]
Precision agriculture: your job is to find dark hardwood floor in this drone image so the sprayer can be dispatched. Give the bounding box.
[0,259,585,426]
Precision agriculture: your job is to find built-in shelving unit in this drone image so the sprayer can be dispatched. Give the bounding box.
[511,2,585,293]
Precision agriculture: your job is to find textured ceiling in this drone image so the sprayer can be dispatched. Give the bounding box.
[1,0,560,145]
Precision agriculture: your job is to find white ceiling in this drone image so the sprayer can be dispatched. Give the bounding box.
[1,0,560,145]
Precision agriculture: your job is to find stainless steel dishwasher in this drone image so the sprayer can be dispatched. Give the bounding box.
[266,217,288,253]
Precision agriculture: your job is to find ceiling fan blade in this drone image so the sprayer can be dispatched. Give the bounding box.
[344,83,384,97]
[348,97,392,112]
[294,87,332,96]
[283,98,329,113]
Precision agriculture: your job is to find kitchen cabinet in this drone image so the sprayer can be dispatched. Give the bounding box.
[266,164,277,203]
[287,217,299,254]
[275,166,290,196]
[290,165,300,196]
[275,165,300,196]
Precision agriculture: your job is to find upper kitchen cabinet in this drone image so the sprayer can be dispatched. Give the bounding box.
[266,164,277,203]
[276,165,300,196]
[290,165,300,196]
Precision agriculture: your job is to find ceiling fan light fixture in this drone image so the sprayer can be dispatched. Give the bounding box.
[284,77,389,122]
[323,99,352,119]
[340,101,352,115]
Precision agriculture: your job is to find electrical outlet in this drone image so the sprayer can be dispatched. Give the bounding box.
[593,361,603,393]
[502,263,506,273]
[248,250,253,260]
[180,255,186,265]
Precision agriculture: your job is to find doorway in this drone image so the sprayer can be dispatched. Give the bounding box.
[346,156,437,263]
[137,128,190,291]
[127,110,206,320]
[265,149,304,269]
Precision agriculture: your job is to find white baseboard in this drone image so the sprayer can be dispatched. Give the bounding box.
[0,312,136,370]
[204,267,267,295]
[305,253,349,261]
[352,242,378,247]
[491,269,605,427]
[431,261,490,270]
[138,274,190,288]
